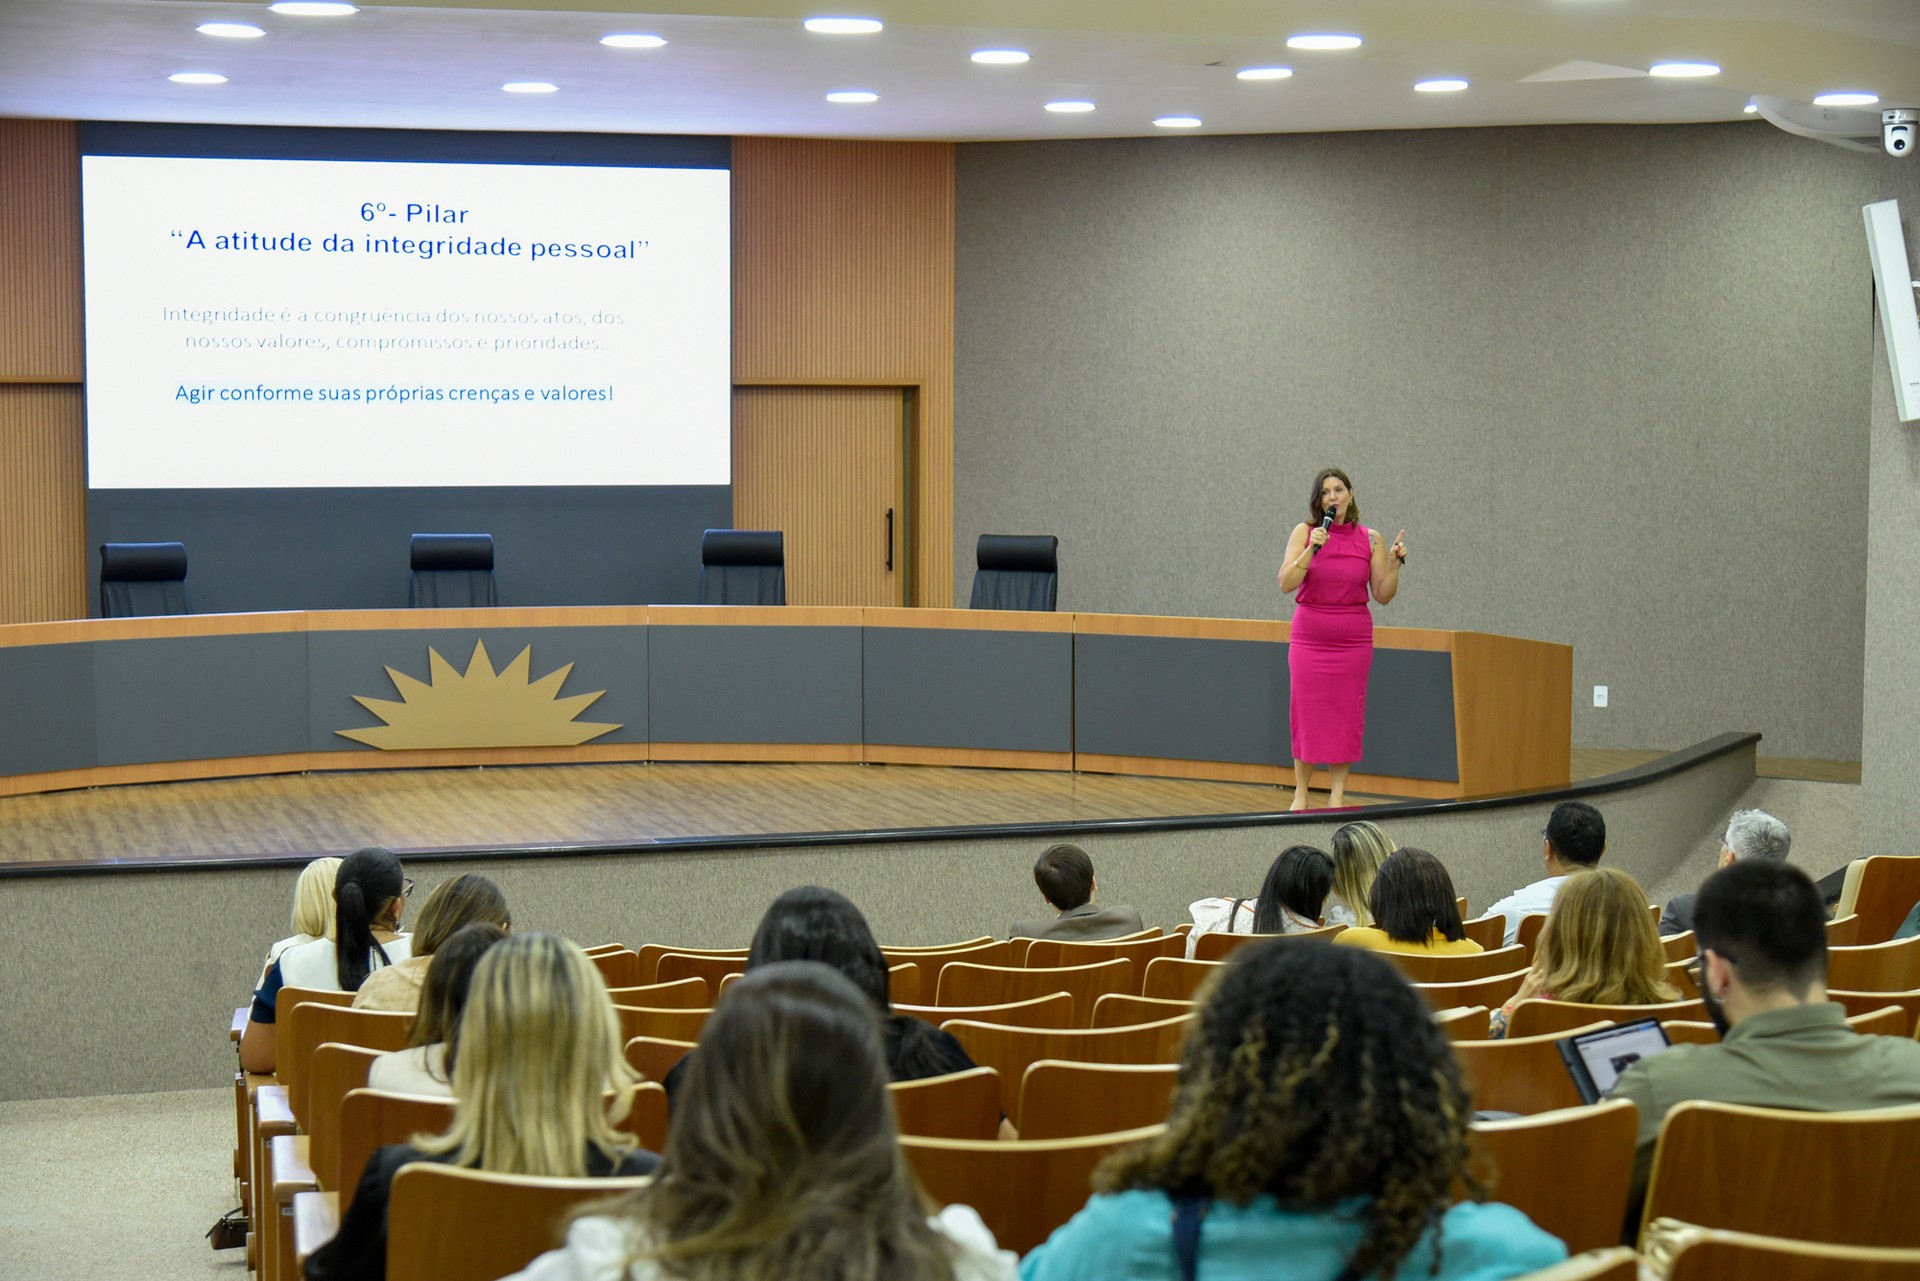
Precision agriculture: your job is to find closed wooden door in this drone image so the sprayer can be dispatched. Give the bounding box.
[733,386,904,605]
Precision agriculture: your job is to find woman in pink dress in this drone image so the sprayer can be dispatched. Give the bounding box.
[1278,467,1408,810]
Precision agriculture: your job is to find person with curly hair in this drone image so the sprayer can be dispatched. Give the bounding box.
[1020,942,1564,1281]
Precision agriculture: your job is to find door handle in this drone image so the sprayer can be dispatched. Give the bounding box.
[885,507,895,572]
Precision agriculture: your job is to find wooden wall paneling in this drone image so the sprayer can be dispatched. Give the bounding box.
[0,386,86,624]
[731,137,954,605]
[0,120,82,382]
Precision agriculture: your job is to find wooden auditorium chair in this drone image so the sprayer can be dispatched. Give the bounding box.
[1829,913,1865,948]
[880,939,1017,998]
[624,1035,697,1085]
[1460,916,1507,950]
[898,992,1076,1030]
[383,1163,654,1281]
[1469,1099,1637,1254]
[1828,936,1920,992]
[1090,993,1194,1028]
[936,958,1133,1023]
[944,1013,1196,1124]
[604,977,710,1008]
[289,1089,458,1281]
[1141,956,1224,1001]
[585,947,641,989]
[613,1003,711,1044]
[1830,988,1920,1037]
[1451,1024,1610,1115]
[889,1067,1003,1139]
[1025,931,1184,980]
[1503,997,1706,1040]
[1667,1229,1920,1281]
[1191,923,1346,961]
[1385,945,1529,985]
[1835,856,1920,944]
[635,942,747,984]
[1433,1006,1493,1040]
[1413,968,1531,1013]
[1017,1061,1180,1140]
[654,951,749,990]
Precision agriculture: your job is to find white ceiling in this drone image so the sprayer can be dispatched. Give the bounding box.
[0,0,1915,141]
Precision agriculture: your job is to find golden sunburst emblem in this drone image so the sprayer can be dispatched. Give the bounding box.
[337,639,622,750]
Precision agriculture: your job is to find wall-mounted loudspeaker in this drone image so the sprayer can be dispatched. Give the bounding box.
[1865,200,1920,423]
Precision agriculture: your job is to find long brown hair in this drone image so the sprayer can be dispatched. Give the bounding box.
[1533,868,1679,1006]
[1308,467,1361,526]
[604,962,958,1281]
[410,873,512,957]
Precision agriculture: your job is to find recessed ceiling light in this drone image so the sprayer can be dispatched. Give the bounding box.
[502,81,558,94]
[1813,91,1878,107]
[1415,78,1469,93]
[268,2,357,15]
[1044,100,1095,113]
[1287,34,1362,51]
[1154,116,1203,129]
[1649,61,1721,78]
[804,17,882,35]
[1743,100,1759,114]
[826,90,879,103]
[169,72,228,85]
[600,34,666,49]
[1237,67,1293,81]
[197,22,264,39]
[971,49,1030,65]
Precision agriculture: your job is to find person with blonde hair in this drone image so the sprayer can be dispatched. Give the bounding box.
[1487,867,1678,1038]
[305,932,656,1281]
[354,872,511,1012]
[257,856,342,984]
[506,961,1015,1281]
[1325,820,1394,927]
[1333,848,1483,957]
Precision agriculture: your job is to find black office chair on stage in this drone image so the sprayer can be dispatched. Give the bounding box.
[697,530,785,605]
[969,534,1058,611]
[408,533,498,607]
[99,542,192,618]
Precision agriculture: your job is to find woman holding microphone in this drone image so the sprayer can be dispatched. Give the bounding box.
[1278,468,1407,811]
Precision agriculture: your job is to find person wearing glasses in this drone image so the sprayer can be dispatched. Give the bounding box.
[238,846,414,1073]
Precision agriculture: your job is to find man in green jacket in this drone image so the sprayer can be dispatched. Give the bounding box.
[1610,859,1920,1235]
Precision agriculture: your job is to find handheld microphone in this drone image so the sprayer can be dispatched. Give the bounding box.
[1311,506,1335,553]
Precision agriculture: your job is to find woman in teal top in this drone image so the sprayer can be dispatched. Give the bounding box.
[1019,943,1565,1281]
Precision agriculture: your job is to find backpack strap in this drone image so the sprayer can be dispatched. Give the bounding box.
[1171,1195,1210,1281]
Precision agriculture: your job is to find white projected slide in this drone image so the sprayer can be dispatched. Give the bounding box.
[81,155,731,488]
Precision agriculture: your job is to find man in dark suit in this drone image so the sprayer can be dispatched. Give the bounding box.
[1659,808,1791,935]
[1007,843,1145,942]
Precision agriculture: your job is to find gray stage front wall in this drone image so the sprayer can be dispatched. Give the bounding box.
[954,122,1918,762]
[0,742,1755,1101]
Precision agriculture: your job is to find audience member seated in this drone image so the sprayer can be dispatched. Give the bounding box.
[1609,861,1920,1226]
[1325,821,1395,928]
[306,932,657,1281]
[1658,808,1790,936]
[367,922,507,1098]
[507,962,1018,1281]
[1487,867,1679,1038]
[1333,848,1484,958]
[1007,843,1145,942]
[354,873,512,1013]
[1484,801,1607,946]
[1020,942,1565,1280]
[258,856,343,985]
[241,847,415,1073]
[1187,844,1334,958]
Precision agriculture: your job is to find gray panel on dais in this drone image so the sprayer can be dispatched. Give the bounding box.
[0,645,97,775]
[1354,649,1458,782]
[863,628,1071,752]
[649,626,863,744]
[310,626,647,751]
[92,633,310,765]
[1076,634,1278,764]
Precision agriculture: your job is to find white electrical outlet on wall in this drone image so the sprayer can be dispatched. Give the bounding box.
[1594,685,1609,708]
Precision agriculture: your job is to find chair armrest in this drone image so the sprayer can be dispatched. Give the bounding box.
[292,1191,339,1269]
[231,1008,248,1042]
[257,1085,297,1137]
[271,1135,318,1205]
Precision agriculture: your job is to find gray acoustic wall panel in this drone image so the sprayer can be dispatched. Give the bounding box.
[649,626,863,744]
[0,644,97,776]
[92,633,309,766]
[311,626,648,752]
[863,627,1072,752]
[1351,649,1458,782]
[1076,634,1278,764]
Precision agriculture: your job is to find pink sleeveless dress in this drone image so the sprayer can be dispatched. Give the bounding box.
[1288,521,1373,764]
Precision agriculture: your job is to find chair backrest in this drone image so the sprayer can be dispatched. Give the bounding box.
[1838,857,1920,945]
[655,951,749,989]
[937,958,1133,1024]
[1018,1061,1180,1140]
[1470,1099,1638,1253]
[604,977,709,1009]
[1025,932,1182,983]
[968,534,1059,611]
[337,1088,457,1211]
[1142,956,1225,1001]
[1383,944,1530,984]
[621,1082,670,1154]
[1643,1100,1920,1248]
[586,949,642,989]
[1191,923,1346,961]
[1090,993,1194,1029]
[99,541,190,617]
[1516,914,1549,953]
[900,1125,1165,1255]
[882,936,997,952]
[714,961,917,1004]
[635,942,748,984]
[1831,989,1920,1038]
[1830,913,1866,948]
[1452,1023,1610,1115]
[407,533,497,608]
[881,940,1017,998]
[285,1002,414,1127]
[1829,936,1920,992]
[889,1067,1003,1139]
[697,529,785,605]
[613,1004,712,1044]
[1504,997,1706,1040]
[1668,1229,1920,1281]
[944,1014,1197,1123]
[623,1036,697,1085]
[1461,915,1507,950]
[1413,969,1531,1013]
[1662,929,1698,961]
[897,992,1076,1030]
[1433,1006,1492,1040]
[386,1162,654,1281]
[308,1043,384,1191]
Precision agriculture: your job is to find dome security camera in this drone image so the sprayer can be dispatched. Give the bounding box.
[1887,108,1918,158]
